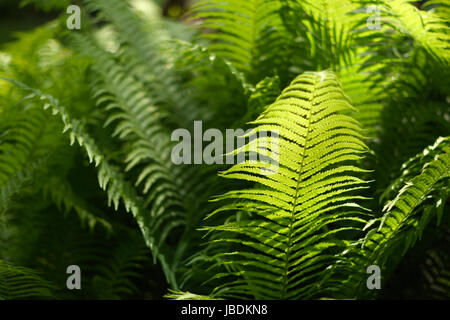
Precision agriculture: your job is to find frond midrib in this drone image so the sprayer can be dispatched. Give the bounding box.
[280,75,318,299]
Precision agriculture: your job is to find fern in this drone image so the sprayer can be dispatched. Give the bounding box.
[378,0,449,66]
[0,260,52,300]
[330,136,450,298]
[165,290,223,300]
[84,0,202,125]
[191,0,290,82]
[0,0,448,300]
[202,71,370,299]
[0,78,179,285]
[41,176,113,233]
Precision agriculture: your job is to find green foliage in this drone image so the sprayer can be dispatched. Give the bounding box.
[20,0,70,12]
[0,260,52,299]
[190,0,289,82]
[327,137,450,298]
[165,289,223,300]
[202,71,370,299]
[0,0,448,299]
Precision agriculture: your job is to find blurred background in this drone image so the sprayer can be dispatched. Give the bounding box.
[0,0,194,45]
[0,0,196,300]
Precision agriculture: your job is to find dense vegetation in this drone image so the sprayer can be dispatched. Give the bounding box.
[0,0,448,300]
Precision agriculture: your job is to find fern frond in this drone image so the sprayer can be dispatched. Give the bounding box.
[424,0,450,18]
[280,1,388,134]
[70,34,188,267]
[281,0,360,70]
[1,78,180,286]
[380,135,450,201]
[71,26,243,289]
[0,260,52,299]
[190,0,289,82]
[84,0,201,126]
[376,137,449,260]
[202,71,370,299]
[165,289,222,300]
[170,40,249,128]
[0,107,48,188]
[359,0,450,66]
[389,0,449,66]
[0,102,62,212]
[334,136,450,298]
[41,176,113,233]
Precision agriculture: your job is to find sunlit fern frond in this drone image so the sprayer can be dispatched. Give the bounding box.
[381,136,450,205]
[423,0,450,18]
[165,289,222,300]
[201,71,371,299]
[358,0,450,66]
